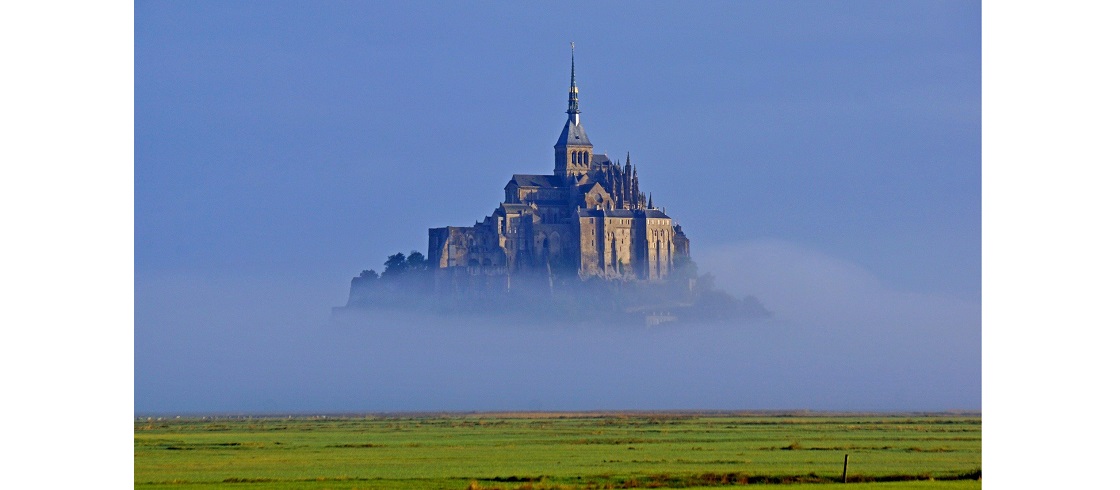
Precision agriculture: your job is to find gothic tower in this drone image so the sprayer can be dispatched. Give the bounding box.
[554,43,594,180]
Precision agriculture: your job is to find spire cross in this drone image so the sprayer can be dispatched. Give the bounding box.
[570,42,576,83]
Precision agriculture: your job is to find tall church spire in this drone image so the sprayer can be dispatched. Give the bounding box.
[567,42,580,124]
[555,43,592,178]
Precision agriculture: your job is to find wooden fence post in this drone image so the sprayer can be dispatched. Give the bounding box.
[842,454,849,483]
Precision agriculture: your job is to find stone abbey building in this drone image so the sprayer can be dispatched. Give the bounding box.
[427,50,690,287]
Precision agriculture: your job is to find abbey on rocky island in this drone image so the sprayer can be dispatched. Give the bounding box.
[427,48,690,288]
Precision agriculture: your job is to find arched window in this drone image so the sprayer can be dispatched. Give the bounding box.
[611,238,618,272]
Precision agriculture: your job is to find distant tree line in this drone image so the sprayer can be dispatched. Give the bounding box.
[356,251,428,281]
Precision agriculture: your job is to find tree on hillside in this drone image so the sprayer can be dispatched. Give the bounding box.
[383,251,427,278]
[406,251,427,270]
[383,252,408,277]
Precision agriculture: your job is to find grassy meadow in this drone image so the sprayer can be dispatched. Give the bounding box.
[134,413,980,489]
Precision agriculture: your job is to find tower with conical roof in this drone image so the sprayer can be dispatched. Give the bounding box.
[424,44,690,288]
[554,43,594,179]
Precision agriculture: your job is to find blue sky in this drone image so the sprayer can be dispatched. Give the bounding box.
[136,1,979,297]
[132,1,980,412]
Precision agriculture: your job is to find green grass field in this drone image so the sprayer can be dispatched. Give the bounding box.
[134,413,980,489]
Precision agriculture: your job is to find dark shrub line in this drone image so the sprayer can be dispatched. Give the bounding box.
[465,468,982,489]
[325,443,388,448]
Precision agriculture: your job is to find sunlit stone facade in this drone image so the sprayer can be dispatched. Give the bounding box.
[428,51,689,284]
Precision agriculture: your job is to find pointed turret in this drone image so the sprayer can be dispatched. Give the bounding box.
[623,153,635,208]
[567,42,580,123]
[555,42,594,178]
[632,164,640,205]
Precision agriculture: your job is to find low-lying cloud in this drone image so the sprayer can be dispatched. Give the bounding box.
[135,240,979,414]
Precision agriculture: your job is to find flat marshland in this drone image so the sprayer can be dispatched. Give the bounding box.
[134,413,980,489]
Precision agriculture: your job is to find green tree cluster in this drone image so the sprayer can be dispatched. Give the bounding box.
[382,251,427,277]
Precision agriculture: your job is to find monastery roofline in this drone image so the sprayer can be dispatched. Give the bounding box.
[577,208,672,219]
[555,119,593,148]
[508,174,563,188]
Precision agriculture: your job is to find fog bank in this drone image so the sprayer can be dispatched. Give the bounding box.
[135,240,979,414]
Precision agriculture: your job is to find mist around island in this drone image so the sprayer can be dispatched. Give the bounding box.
[134,238,979,415]
[338,249,770,327]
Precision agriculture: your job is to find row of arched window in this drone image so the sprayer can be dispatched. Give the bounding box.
[570,150,591,165]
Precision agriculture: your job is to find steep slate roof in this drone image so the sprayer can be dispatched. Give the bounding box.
[508,174,563,188]
[495,203,534,216]
[604,210,640,218]
[577,209,637,218]
[575,181,602,193]
[554,119,592,148]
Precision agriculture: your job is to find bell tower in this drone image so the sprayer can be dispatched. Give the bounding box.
[555,43,594,179]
